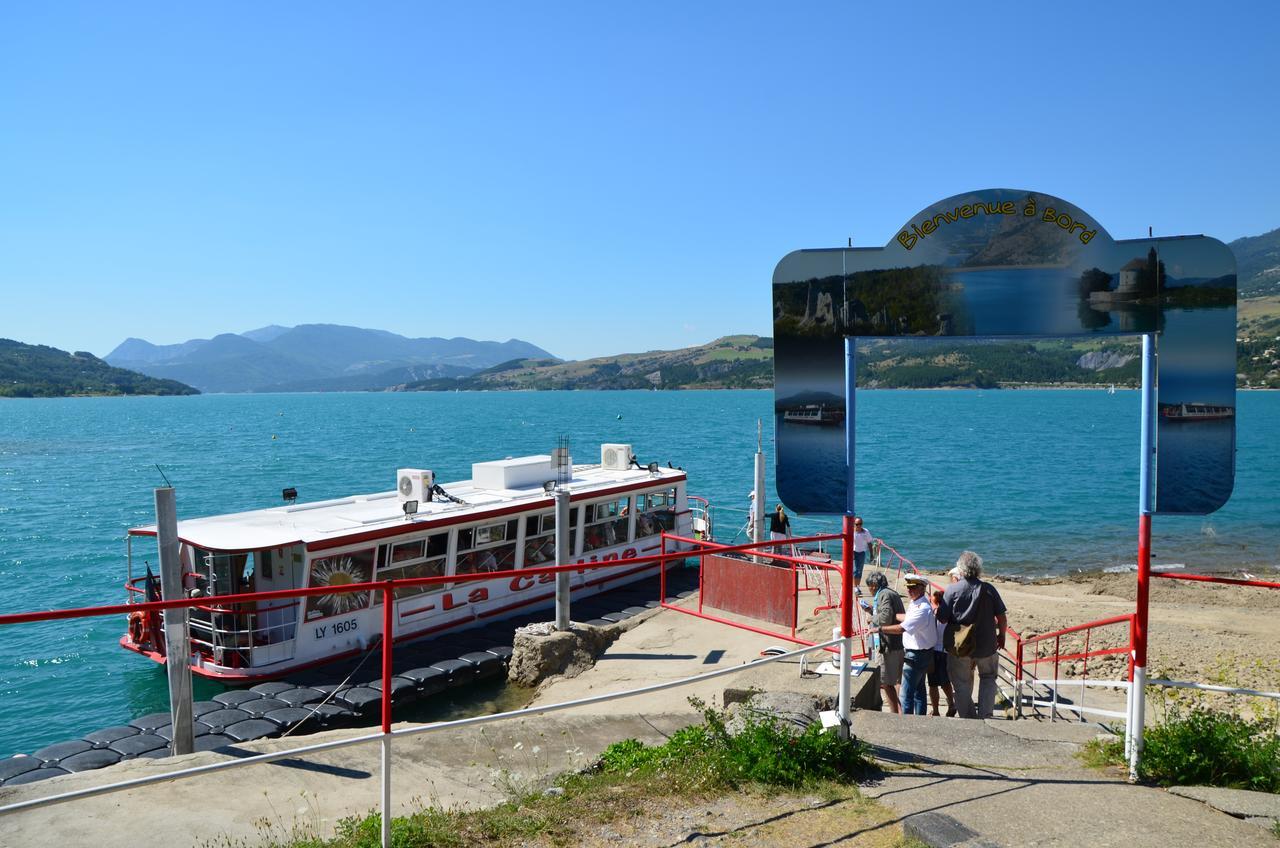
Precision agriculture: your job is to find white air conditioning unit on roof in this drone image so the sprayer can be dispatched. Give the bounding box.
[601,443,633,471]
[397,468,434,504]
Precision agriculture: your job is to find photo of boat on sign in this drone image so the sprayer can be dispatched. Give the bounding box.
[772,188,1237,517]
[781,402,844,426]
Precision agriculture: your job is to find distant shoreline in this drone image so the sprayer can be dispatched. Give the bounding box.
[4,384,1276,398]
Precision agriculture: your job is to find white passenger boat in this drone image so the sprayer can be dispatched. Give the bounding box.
[1159,402,1234,421]
[782,404,845,426]
[121,444,692,681]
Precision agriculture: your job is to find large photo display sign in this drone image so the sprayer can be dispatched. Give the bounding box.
[773,188,1237,516]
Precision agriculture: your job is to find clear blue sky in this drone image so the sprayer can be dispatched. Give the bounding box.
[2,2,1277,361]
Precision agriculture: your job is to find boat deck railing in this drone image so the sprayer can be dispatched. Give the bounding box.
[126,573,300,666]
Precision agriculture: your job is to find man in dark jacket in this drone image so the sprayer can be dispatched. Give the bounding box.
[935,550,1008,719]
[864,571,904,714]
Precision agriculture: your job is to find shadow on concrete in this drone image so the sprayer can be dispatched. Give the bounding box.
[656,797,849,847]
[597,653,698,661]
[215,746,372,779]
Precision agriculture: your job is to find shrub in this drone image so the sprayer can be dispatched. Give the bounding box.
[1138,705,1279,792]
[593,698,872,791]
[1084,701,1280,794]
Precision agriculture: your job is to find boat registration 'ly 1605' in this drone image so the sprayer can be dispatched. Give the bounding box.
[121,444,692,681]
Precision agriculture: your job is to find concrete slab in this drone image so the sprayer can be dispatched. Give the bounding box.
[529,600,865,716]
[1167,785,1280,820]
[853,711,1082,771]
[850,708,1277,847]
[0,712,693,848]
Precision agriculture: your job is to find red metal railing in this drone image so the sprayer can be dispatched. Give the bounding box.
[1016,613,1136,683]
[1000,613,1136,720]
[658,531,875,659]
[1153,572,1280,590]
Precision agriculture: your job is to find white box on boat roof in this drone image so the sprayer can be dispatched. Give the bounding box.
[472,454,555,491]
[601,443,632,470]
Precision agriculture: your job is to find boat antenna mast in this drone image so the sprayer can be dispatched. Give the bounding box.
[553,435,572,486]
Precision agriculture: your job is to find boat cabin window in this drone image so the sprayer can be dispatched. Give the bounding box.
[454,519,518,581]
[305,548,374,621]
[376,532,448,601]
[523,512,557,566]
[191,549,256,597]
[391,539,425,563]
[583,497,630,552]
[636,488,678,537]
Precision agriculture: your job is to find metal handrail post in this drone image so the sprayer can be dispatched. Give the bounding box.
[790,558,798,639]
[1080,629,1091,722]
[1015,639,1024,719]
[381,584,393,848]
[838,522,853,736]
[1130,333,1156,781]
[1052,635,1061,722]
[839,335,856,739]
[659,534,668,602]
[697,548,705,614]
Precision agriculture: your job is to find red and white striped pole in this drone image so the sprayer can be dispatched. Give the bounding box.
[381,584,394,846]
[838,336,857,737]
[1128,333,1156,779]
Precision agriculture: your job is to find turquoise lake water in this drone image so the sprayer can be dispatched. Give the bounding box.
[2,389,1277,758]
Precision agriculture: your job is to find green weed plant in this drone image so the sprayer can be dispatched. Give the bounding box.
[1085,676,1280,794]
[593,697,872,791]
[251,699,874,847]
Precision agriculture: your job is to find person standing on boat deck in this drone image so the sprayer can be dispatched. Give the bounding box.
[851,517,874,593]
[935,551,1008,719]
[865,572,904,714]
[869,573,936,715]
[769,504,793,558]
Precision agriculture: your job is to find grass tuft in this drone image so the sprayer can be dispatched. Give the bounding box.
[1082,703,1280,793]
[249,699,876,847]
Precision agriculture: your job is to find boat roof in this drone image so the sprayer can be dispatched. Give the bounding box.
[129,460,686,553]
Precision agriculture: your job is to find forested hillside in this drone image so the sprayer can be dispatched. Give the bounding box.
[1,339,199,398]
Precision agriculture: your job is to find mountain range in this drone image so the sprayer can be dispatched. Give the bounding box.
[104,325,556,393]
[1231,226,1280,297]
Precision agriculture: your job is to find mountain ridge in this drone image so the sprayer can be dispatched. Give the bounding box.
[1231,226,1280,297]
[105,324,556,393]
[1,339,199,398]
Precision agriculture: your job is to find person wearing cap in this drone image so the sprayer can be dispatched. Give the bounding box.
[935,550,1008,719]
[864,571,904,714]
[869,573,937,715]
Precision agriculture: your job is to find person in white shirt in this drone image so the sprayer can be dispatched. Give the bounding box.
[851,517,874,593]
[870,573,936,715]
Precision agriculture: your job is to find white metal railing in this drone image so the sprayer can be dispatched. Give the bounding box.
[0,635,848,844]
[1008,673,1280,737]
[1147,679,1280,701]
[1018,678,1131,721]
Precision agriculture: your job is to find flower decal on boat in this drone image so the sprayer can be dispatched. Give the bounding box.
[308,549,373,619]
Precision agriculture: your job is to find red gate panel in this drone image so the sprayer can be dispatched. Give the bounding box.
[700,554,795,629]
